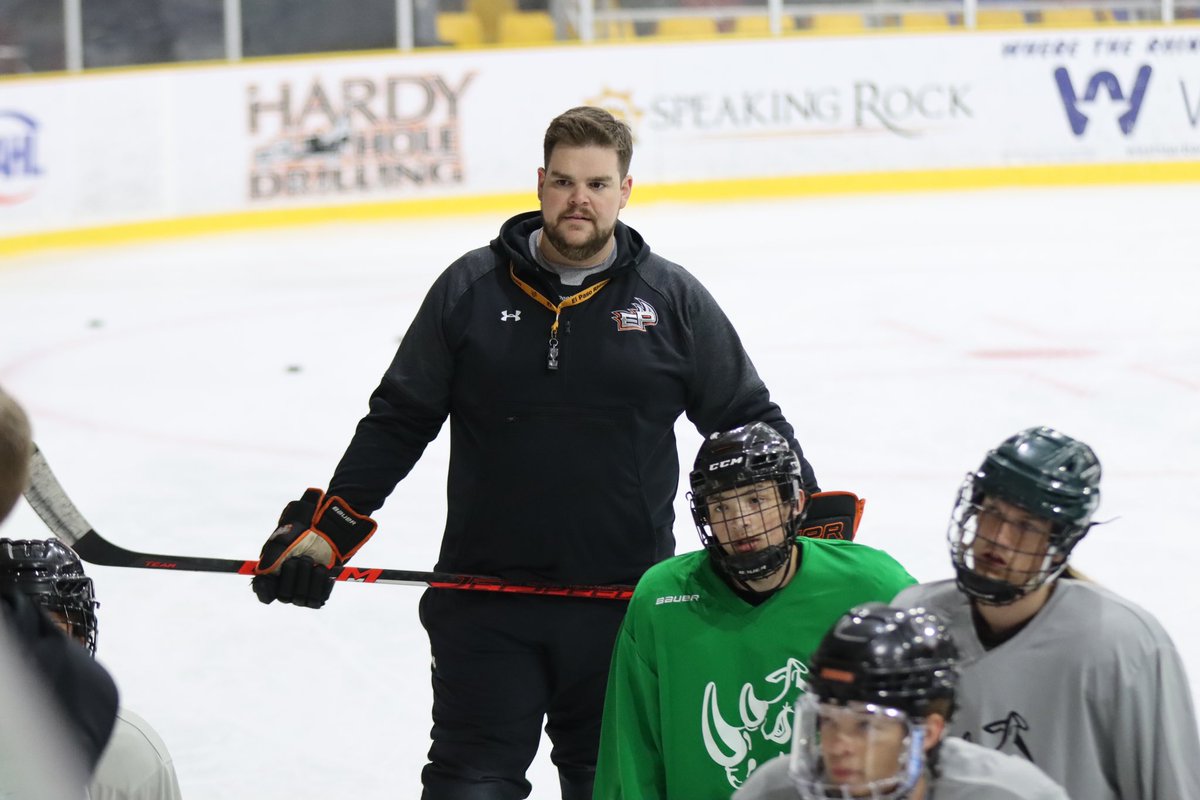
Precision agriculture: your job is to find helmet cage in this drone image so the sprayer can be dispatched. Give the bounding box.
[948,475,1082,605]
[689,474,803,585]
[0,539,99,655]
[688,424,805,587]
[789,696,925,800]
[39,576,99,655]
[951,427,1100,604]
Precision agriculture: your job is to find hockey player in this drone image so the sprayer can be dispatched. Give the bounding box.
[0,382,33,521]
[895,426,1200,799]
[250,106,818,800]
[593,424,914,799]
[1,385,119,792]
[733,603,1070,800]
[0,538,183,800]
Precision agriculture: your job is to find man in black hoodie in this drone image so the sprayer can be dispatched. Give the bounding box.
[252,106,818,800]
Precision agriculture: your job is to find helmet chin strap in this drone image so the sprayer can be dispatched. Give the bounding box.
[954,566,1027,605]
[712,517,801,594]
[718,543,792,589]
[955,546,1069,606]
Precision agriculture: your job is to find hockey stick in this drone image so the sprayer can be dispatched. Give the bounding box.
[21,446,634,600]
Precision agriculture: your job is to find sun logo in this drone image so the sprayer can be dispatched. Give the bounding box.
[584,88,645,141]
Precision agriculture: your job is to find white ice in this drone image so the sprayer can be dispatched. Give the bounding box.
[1,183,1198,798]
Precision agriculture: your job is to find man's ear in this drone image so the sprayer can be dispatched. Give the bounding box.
[619,174,632,209]
[922,714,946,753]
[536,167,546,201]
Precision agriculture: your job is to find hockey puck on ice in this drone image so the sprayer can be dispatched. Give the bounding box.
[285,364,303,373]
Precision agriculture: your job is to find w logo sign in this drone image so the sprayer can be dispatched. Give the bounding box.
[1054,65,1152,136]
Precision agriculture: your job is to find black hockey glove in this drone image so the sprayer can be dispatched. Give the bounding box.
[798,491,865,541]
[251,488,377,609]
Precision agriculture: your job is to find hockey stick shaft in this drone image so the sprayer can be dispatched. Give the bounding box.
[22,446,634,601]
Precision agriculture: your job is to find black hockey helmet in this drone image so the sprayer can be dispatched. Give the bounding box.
[790,604,957,800]
[807,603,958,718]
[0,538,98,655]
[688,423,805,586]
[949,426,1101,604]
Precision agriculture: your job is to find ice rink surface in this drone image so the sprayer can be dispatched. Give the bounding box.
[1,183,1198,798]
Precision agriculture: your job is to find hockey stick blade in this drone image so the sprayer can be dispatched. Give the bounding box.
[22,446,634,600]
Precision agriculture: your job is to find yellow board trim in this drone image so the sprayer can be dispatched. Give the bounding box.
[4,161,1200,257]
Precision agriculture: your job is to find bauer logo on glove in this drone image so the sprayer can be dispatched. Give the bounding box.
[251,488,377,609]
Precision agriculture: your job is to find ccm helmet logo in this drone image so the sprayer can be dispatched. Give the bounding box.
[709,457,744,471]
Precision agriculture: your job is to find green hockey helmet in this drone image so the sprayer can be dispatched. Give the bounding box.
[949,427,1101,604]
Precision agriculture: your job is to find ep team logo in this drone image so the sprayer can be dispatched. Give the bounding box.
[613,297,658,332]
[1054,65,1152,136]
[0,111,44,204]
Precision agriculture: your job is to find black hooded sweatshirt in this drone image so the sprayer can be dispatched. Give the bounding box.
[327,211,817,585]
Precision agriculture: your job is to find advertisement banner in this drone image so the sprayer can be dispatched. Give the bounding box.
[1,27,1197,238]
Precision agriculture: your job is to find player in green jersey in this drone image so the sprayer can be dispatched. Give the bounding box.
[593,423,917,799]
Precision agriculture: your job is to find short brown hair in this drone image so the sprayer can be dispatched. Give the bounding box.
[543,106,634,178]
[0,386,33,524]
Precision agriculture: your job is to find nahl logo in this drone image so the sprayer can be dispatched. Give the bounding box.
[655,594,700,605]
[612,297,658,332]
[500,310,521,322]
[1054,65,1151,137]
[0,110,44,205]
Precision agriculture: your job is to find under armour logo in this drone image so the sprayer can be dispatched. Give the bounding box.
[500,310,521,322]
[612,298,658,332]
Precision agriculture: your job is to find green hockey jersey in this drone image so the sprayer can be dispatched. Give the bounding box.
[594,537,916,799]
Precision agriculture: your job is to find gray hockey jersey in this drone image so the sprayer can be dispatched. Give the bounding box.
[731,737,1069,799]
[895,578,1200,800]
[88,707,182,800]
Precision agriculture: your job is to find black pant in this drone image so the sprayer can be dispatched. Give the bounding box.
[418,589,629,800]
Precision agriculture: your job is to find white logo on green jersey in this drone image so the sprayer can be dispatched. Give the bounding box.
[701,657,810,788]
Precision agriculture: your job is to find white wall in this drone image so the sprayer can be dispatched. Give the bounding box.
[2,27,1199,237]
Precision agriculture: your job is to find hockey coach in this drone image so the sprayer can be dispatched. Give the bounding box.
[250,105,817,800]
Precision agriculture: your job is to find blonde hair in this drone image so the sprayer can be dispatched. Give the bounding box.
[1061,565,1093,583]
[0,386,33,523]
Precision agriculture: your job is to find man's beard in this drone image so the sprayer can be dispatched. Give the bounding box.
[543,215,615,263]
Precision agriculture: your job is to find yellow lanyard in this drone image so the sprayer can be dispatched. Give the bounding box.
[509,263,611,370]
